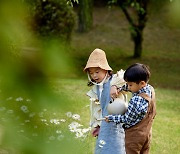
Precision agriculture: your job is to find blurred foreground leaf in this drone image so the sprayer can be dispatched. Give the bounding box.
[0,1,87,153]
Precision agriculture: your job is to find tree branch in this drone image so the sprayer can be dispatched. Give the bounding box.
[119,4,136,27]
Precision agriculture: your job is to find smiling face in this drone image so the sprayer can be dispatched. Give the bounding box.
[88,67,107,83]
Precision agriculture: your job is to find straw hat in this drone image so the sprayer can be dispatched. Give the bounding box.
[84,48,112,71]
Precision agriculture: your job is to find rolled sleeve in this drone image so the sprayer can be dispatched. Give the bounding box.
[111,69,126,88]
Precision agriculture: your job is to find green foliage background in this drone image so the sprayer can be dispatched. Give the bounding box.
[0,0,179,154]
[27,0,76,41]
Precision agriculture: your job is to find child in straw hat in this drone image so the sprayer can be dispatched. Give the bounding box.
[84,48,127,154]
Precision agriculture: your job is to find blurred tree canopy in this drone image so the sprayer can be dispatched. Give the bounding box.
[26,0,76,42]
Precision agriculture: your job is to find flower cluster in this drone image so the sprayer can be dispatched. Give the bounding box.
[68,121,91,138]
[0,96,90,143]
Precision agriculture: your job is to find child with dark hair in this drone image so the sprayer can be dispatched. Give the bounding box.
[106,63,156,154]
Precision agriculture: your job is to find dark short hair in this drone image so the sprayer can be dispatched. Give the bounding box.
[124,63,151,84]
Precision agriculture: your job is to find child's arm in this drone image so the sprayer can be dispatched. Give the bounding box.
[110,85,119,98]
[105,114,122,123]
[110,69,127,98]
[105,95,148,128]
[111,69,126,88]
[110,84,129,99]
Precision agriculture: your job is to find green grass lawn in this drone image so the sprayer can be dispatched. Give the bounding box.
[54,79,180,154]
[0,5,180,154]
[3,78,180,153]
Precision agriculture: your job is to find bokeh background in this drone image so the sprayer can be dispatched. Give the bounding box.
[0,0,179,153]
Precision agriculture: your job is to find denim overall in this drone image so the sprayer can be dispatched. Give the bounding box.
[95,78,126,154]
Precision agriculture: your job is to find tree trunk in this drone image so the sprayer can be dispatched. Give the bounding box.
[119,1,149,58]
[132,28,143,58]
[78,0,93,32]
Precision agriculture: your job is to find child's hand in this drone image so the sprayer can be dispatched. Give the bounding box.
[110,85,119,98]
[105,116,109,122]
[91,126,100,137]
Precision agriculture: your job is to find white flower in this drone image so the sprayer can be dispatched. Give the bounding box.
[72,114,80,120]
[66,112,72,117]
[16,97,23,101]
[26,99,31,102]
[50,119,60,125]
[56,130,62,134]
[68,122,82,132]
[69,122,82,132]
[55,121,60,125]
[60,119,66,122]
[69,122,82,128]
[69,125,77,132]
[20,105,29,113]
[41,119,47,122]
[82,128,91,133]
[50,119,54,123]
[75,129,84,138]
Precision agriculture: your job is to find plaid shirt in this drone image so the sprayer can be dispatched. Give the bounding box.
[108,84,152,128]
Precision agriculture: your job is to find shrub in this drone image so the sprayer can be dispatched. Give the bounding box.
[28,0,76,41]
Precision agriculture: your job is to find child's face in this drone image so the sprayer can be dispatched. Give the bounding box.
[126,81,146,93]
[88,67,107,83]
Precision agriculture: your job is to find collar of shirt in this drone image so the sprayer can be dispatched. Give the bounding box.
[133,84,151,97]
